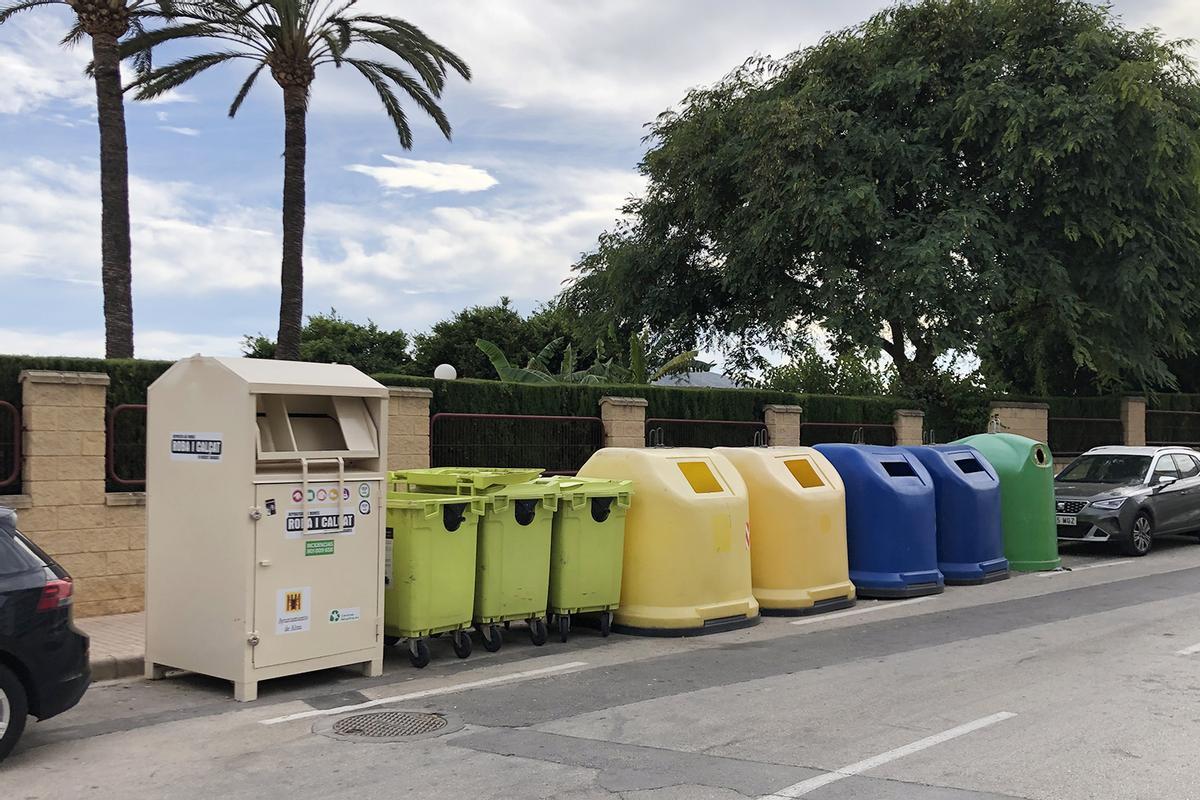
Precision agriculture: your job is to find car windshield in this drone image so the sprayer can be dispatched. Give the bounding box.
[1056,454,1151,485]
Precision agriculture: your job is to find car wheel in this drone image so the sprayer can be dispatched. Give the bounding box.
[0,663,29,763]
[1121,512,1154,557]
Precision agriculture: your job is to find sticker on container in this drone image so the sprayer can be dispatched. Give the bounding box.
[359,500,371,515]
[745,521,751,550]
[292,489,304,503]
[305,539,335,557]
[276,587,311,635]
[169,432,223,462]
[384,527,394,588]
[285,511,356,538]
[328,607,360,624]
[359,483,371,499]
[265,499,277,516]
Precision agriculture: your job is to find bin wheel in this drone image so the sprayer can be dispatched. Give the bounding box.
[600,612,612,638]
[408,638,431,669]
[558,615,570,643]
[383,635,400,647]
[452,630,472,659]
[482,624,503,652]
[530,618,548,647]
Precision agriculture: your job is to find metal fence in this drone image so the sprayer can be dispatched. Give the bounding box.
[429,412,604,475]
[1048,415,1123,458]
[645,418,768,448]
[107,404,148,490]
[1147,409,1200,447]
[800,421,896,447]
[0,401,20,492]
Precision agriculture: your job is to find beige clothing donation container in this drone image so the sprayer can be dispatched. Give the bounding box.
[145,356,388,701]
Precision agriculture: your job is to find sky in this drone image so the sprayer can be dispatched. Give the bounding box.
[0,0,1195,366]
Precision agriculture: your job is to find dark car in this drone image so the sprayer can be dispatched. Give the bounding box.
[1054,446,1200,557]
[0,507,90,763]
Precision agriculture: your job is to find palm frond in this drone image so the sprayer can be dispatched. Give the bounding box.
[361,60,451,139]
[650,350,702,381]
[0,0,61,26]
[59,19,85,48]
[346,58,412,148]
[348,14,470,80]
[227,61,266,116]
[132,51,245,99]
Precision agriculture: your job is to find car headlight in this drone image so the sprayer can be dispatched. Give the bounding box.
[1090,498,1127,510]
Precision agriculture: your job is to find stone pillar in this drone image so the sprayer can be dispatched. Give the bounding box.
[387,387,433,471]
[18,371,146,618]
[1121,397,1147,447]
[599,396,648,449]
[893,409,925,446]
[988,401,1049,443]
[763,404,803,447]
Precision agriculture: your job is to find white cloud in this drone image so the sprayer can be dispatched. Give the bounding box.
[0,15,91,115]
[0,328,242,359]
[159,126,200,137]
[0,155,643,337]
[346,155,498,193]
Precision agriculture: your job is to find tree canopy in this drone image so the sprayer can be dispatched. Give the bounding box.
[243,309,410,374]
[566,0,1200,393]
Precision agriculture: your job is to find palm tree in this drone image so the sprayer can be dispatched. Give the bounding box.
[123,0,470,360]
[0,0,172,358]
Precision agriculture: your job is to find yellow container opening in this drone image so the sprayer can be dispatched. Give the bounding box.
[783,458,825,489]
[677,461,724,494]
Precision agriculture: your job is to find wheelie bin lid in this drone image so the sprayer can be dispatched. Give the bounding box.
[386,491,486,517]
[478,479,561,511]
[533,476,633,508]
[389,467,544,494]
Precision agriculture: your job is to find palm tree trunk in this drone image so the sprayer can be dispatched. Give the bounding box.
[91,32,134,359]
[276,85,308,361]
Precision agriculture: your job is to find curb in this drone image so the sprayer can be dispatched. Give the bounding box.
[90,653,144,683]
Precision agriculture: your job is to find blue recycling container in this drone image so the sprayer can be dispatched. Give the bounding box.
[904,445,1010,585]
[813,444,944,599]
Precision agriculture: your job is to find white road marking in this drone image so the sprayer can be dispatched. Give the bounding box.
[1033,560,1132,577]
[790,596,936,626]
[760,712,1018,799]
[258,661,589,726]
[1175,642,1200,656]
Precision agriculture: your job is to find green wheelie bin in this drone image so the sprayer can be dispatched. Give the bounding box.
[384,491,484,668]
[390,468,560,651]
[955,433,1061,572]
[537,476,633,642]
[473,480,560,650]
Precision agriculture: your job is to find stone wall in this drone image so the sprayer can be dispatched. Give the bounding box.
[599,397,648,448]
[3,371,146,618]
[989,401,1049,443]
[387,387,433,471]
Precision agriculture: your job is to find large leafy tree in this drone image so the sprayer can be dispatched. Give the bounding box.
[570,0,1200,393]
[242,308,411,374]
[124,0,469,360]
[0,0,173,358]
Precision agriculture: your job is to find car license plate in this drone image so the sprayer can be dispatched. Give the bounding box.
[1056,514,1077,526]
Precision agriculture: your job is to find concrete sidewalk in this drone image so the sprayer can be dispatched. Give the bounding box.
[77,612,144,682]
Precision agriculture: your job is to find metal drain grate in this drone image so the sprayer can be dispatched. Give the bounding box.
[314,709,462,743]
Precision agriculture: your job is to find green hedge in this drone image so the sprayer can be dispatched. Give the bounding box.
[371,374,912,424]
[0,355,172,410]
[1148,394,1200,412]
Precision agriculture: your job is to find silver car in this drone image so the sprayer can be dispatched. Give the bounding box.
[1054,446,1200,556]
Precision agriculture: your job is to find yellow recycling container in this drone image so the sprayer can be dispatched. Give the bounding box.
[577,448,759,635]
[716,447,856,616]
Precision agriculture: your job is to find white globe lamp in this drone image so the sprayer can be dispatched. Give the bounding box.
[434,363,458,380]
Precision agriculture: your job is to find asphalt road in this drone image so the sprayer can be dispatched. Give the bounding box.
[5,537,1200,800]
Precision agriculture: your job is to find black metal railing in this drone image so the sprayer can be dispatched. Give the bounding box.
[0,401,20,492]
[1147,409,1200,447]
[645,418,768,448]
[429,413,604,475]
[107,404,147,490]
[1048,416,1123,458]
[800,421,896,447]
